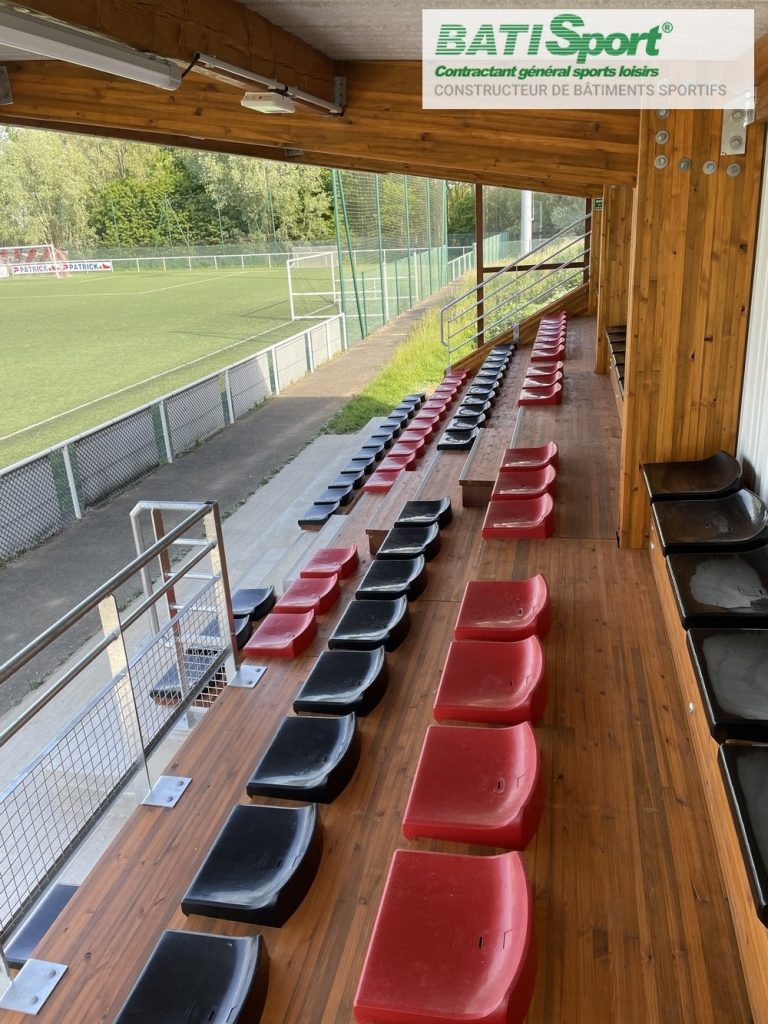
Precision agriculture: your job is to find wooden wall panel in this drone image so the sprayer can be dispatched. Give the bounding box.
[595,186,634,373]
[618,110,765,548]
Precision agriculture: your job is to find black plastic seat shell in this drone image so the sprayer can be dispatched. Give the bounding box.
[357,444,385,462]
[231,587,276,622]
[315,484,354,507]
[395,497,452,529]
[377,524,441,562]
[5,884,78,970]
[299,503,339,527]
[114,930,268,1024]
[246,714,359,802]
[356,555,427,601]
[667,549,768,628]
[438,429,478,451]
[345,455,377,475]
[652,489,768,554]
[687,628,768,741]
[332,469,365,490]
[642,450,742,502]
[328,597,410,652]
[293,647,388,716]
[718,743,768,925]
[182,804,321,926]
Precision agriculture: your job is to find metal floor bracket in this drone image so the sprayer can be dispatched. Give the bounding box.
[0,960,67,1015]
[142,775,191,807]
[228,665,267,688]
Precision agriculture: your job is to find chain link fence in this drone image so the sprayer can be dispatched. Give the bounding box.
[0,315,344,564]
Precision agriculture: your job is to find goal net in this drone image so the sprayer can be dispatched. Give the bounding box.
[287,251,339,320]
[0,243,69,278]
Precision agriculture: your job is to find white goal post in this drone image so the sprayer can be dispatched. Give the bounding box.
[286,250,340,320]
[0,243,70,278]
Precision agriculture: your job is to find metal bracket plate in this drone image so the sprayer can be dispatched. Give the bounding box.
[142,775,191,807]
[228,665,267,689]
[0,67,12,106]
[334,75,347,113]
[0,960,67,1015]
[721,104,754,155]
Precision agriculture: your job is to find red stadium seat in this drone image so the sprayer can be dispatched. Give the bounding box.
[500,443,558,472]
[363,469,405,492]
[523,371,563,388]
[300,546,359,579]
[402,723,543,849]
[379,452,417,472]
[390,438,426,458]
[518,384,563,406]
[353,849,536,1024]
[482,495,555,540]
[454,577,550,641]
[434,636,547,724]
[243,611,316,658]
[526,361,563,377]
[274,574,340,615]
[531,346,566,362]
[491,466,557,500]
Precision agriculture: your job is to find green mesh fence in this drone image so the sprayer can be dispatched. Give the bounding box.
[332,171,454,344]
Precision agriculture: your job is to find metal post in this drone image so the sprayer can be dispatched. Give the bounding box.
[374,175,388,325]
[224,369,235,424]
[98,594,151,789]
[442,179,449,286]
[475,183,486,348]
[158,400,173,463]
[61,445,82,519]
[426,182,434,294]
[202,505,238,673]
[404,177,414,307]
[130,511,161,634]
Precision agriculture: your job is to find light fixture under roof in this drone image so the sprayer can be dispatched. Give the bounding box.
[0,5,181,90]
[240,91,295,114]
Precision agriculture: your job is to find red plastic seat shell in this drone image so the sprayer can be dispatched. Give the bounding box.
[500,443,559,472]
[454,577,551,641]
[400,424,436,440]
[518,383,563,406]
[353,849,536,1024]
[491,466,557,500]
[526,362,563,377]
[243,610,317,658]
[379,453,416,472]
[300,546,359,580]
[274,574,340,615]
[402,723,543,849]
[523,371,563,388]
[531,346,566,362]
[363,469,404,493]
[390,439,426,459]
[434,636,547,724]
[482,495,555,540]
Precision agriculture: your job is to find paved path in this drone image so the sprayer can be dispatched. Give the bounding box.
[0,287,452,712]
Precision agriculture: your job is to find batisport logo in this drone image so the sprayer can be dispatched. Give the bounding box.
[435,14,670,64]
[422,9,754,110]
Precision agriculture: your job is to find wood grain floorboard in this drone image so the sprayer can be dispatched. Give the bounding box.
[2,317,750,1024]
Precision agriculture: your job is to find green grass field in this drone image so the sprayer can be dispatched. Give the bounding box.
[0,266,335,467]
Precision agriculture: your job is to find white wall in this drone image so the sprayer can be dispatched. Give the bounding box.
[738,138,768,500]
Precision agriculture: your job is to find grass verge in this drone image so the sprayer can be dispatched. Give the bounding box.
[325,307,447,433]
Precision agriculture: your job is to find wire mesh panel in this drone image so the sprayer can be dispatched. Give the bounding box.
[229,352,273,419]
[166,377,226,456]
[74,408,160,508]
[128,578,229,754]
[0,454,72,561]
[274,333,310,388]
[0,674,141,940]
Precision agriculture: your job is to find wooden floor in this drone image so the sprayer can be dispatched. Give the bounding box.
[3,318,751,1023]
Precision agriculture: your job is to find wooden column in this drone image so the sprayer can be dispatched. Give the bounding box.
[586,197,600,316]
[595,185,634,373]
[618,110,765,548]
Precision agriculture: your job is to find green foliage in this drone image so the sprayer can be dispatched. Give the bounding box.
[325,308,447,434]
[447,183,475,236]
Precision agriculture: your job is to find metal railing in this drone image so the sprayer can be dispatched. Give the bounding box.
[0,500,236,966]
[0,314,345,562]
[439,212,592,363]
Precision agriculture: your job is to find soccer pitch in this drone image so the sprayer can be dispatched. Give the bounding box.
[0,266,327,467]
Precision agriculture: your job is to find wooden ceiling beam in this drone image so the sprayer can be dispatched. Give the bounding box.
[1,60,638,194]
[18,0,336,99]
[2,114,606,195]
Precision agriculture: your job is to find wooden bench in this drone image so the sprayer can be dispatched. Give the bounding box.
[459,427,511,507]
